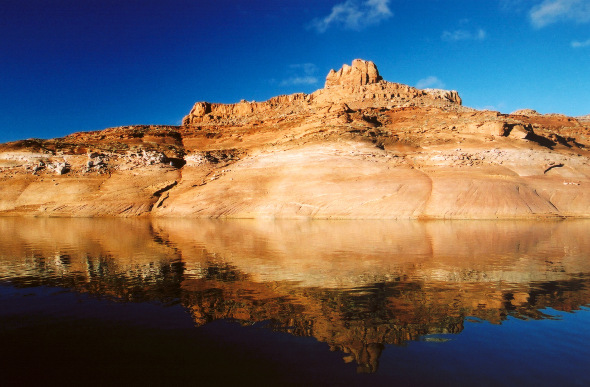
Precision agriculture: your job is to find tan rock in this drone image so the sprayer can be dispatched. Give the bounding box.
[512,109,540,116]
[182,59,463,126]
[507,124,531,139]
[325,59,382,87]
[2,60,590,219]
[423,89,462,105]
[465,121,503,136]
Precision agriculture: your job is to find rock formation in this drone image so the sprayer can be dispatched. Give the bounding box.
[325,58,382,86]
[1,59,590,219]
[182,59,462,126]
[512,108,541,116]
[423,88,462,105]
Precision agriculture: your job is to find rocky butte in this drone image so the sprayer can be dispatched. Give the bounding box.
[1,59,590,219]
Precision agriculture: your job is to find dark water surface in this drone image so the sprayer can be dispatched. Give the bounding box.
[0,218,589,386]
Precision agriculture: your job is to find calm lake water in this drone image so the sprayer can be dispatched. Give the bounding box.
[1,217,589,386]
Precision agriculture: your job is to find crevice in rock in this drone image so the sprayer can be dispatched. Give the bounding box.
[543,163,564,174]
[153,181,178,198]
[155,192,170,208]
[150,181,180,211]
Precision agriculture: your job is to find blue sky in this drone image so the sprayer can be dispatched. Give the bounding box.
[1,0,589,142]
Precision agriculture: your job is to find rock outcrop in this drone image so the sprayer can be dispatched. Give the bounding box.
[1,59,590,219]
[182,59,463,126]
[512,109,541,116]
[325,58,382,87]
[182,93,310,125]
[423,88,462,105]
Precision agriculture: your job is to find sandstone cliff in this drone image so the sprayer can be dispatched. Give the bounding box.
[182,58,462,126]
[1,59,590,219]
[325,58,382,86]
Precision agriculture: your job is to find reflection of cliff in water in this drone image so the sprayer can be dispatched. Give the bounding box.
[1,218,590,373]
[181,264,589,373]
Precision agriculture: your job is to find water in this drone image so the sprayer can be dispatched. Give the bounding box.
[0,217,589,385]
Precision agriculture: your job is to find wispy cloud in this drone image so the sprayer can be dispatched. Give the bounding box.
[475,101,507,112]
[280,76,318,86]
[499,0,537,13]
[572,38,590,47]
[416,76,445,89]
[529,0,590,28]
[280,63,319,86]
[441,28,487,42]
[309,0,393,33]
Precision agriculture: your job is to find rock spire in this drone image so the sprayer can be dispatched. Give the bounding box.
[325,59,383,87]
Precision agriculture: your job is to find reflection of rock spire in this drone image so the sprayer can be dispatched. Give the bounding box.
[341,343,384,374]
[3,218,590,373]
[5,247,590,373]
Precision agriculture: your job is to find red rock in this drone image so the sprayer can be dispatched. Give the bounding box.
[1,60,590,219]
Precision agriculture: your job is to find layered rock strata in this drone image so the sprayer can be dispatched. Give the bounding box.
[325,58,383,86]
[182,59,462,126]
[1,59,590,218]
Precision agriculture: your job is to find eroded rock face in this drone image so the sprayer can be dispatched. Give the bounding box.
[182,93,310,125]
[2,59,590,219]
[423,89,462,105]
[512,109,541,116]
[182,59,462,125]
[325,59,383,87]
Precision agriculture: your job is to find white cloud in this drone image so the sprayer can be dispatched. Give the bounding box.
[572,38,590,47]
[309,0,393,33]
[289,63,318,74]
[280,63,319,86]
[529,0,590,28]
[475,101,507,112]
[442,28,487,41]
[280,76,319,86]
[416,76,445,89]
